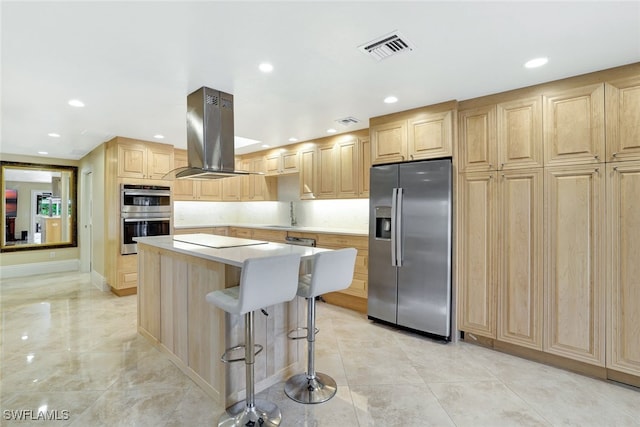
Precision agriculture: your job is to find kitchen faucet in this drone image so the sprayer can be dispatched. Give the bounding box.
[290,201,297,227]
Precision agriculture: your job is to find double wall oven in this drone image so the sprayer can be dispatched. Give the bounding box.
[120,184,171,254]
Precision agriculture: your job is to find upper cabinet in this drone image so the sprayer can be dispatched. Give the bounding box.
[172,149,221,201]
[497,96,543,170]
[265,148,299,175]
[458,104,497,172]
[359,137,371,198]
[240,155,277,201]
[543,83,605,167]
[115,138,174,180]
[371,101,456,165]
[606,75,640,162]
[298,143,318,200]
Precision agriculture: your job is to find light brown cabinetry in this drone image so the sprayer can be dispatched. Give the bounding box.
[496,168,543,350]
[458,105,497,172]
[605,76,640,162]
[117,138,174,179]
[606,161,640,379]
[458,171,497,338]
[173,149,222,201]
[371,101,455,165]
[316,142,336,199]
[298,144,318,200]
[222,160,242,201]
[543,84,605,167]
[359,137,371,197]
[316,234,368,299]
[544,164,605,366]
[496,96,543,170]
[316,137,362,199]
[241,155,275,201]
[265,149,299,175]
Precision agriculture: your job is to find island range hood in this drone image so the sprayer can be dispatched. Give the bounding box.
[165,87,253,180]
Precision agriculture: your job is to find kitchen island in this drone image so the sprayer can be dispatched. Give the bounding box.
[134,234,329,407]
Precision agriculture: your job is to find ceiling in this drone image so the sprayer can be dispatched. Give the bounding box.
[2,1,639,160]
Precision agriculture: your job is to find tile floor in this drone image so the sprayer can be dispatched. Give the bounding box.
[1,271,639,426]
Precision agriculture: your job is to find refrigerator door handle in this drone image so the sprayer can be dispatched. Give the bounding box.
[396,187,403,266]
[391,188,398,266]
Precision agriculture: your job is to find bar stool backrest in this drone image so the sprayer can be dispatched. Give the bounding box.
[237,253,302,315]
[307,248,357,297]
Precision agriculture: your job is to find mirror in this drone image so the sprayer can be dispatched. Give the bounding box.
[1,162,77,252]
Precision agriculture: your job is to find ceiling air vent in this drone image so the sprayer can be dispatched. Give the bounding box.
[359,31,413,61]
[335,116,360,126]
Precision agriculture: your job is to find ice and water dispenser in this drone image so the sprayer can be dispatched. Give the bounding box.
[374,206,392,240]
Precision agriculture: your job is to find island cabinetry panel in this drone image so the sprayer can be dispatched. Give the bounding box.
[496,169,543,350]
[606,161,640,380]
[138,246,161,340]
[371,101,456,165]
[544,164,605,366]
[605,76,640,162]
[457,171,497,338]
[543,84,605,167]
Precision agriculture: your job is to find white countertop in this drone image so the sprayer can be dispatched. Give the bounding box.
[173,223,368,236]
[135,234,330,267]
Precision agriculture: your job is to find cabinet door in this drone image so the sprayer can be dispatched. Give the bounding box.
[265,153,281,175]
[198,180,222,200]
[336,139,359,198]
[359,137,371,198]
[371,120,407,165]
[607,161,640,377]
[497,96,543,169]
[281,150,299,173]
[118,143,147,178]
[317,143,336,198]
[544,164,605,366]
[407,109,453,161]
[299,145,317,200]
[147,147,174,179]
[458,105,497,172]
[497,169,543,350]
[606,76,640,162]
[172,149,196,200]
[240,158,252,200]
[458,171,497,338]
[543,84,605,166]
[222,177,241,201]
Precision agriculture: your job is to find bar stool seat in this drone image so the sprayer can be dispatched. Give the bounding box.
[284,248,357,404]
[206,253,302,427]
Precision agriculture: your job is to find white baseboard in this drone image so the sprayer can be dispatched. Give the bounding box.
[0,259,81,279]
[91,270,110,292]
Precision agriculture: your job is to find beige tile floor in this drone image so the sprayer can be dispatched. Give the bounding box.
[1,271,639,426]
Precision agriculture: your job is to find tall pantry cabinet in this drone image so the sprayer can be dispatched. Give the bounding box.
[457,63,640,386]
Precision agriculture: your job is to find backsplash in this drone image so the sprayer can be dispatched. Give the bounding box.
[174,199,369,231]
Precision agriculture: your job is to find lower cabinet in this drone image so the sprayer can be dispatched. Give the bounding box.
[316,233,368,299]
[544,164,605,366]
[606,161,640,380]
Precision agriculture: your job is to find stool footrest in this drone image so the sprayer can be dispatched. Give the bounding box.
[221,344,264,363]
[286,326,319,340]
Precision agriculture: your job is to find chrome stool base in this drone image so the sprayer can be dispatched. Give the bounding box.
[284,372,337,404]
[218,399,282,427]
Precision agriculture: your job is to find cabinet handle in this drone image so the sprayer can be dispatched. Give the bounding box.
[500,163,504,170]
[594,168,600,174]
[612,152,618,158]
[613,166,618,171]
[488,164,492,169]
[410,154,414,160]
[595,155,599,160]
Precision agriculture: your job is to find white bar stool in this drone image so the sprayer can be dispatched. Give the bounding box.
[284,248,357,404]
[206,253,302,427]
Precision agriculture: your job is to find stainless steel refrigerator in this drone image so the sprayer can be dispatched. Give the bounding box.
[367,158,452,340]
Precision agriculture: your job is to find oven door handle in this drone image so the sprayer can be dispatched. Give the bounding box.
[123,217,170,222]
[122,190,171,197]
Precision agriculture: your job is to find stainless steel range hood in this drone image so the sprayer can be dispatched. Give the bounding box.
[165,87,253,180]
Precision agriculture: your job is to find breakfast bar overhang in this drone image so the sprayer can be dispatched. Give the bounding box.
[134,234,329,407]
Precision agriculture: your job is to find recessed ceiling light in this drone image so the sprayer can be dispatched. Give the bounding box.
[154,134,164,139]
[327,128,337,134]
[261,144,270,148]
[259,62,274,73]
[384,96,398,104]
[48,133,60,138]
[524,57,548,69]
[288,137,298,142]
[68,99,85,107]
[37,151,48,155]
